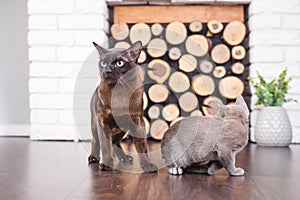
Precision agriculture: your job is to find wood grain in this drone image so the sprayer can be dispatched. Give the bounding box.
[113,5,244,23]
[2,138,300,200]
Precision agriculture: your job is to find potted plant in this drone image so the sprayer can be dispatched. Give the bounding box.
[248,68,296,147]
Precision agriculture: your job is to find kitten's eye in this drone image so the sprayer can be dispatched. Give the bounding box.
[100,60,107,68]
[116,60,124,67]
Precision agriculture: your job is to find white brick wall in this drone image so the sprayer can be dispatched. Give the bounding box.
[28,0,108,140]
[27,0,300,143]
[249,0,300,143]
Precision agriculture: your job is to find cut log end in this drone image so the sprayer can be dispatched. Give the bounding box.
[202,96,223,116]
[147,38,167,58]
[207,20,223,34]
[189,20,203,32]
[168,72,190,93]
[219,76,244,99]
[185,34,209,57]
[199,60,214,74]
[148,84,169,103]
[179,92,199,112]
[231,45,246,60]
[223,21,246,46]
[148,105,161,119]
[166,21,187,45]
[192,74,215,96]
[168,47,181,61]
[211,44,230,64]
[111,22,129,41]
[179,54,197,73]
[147,59,171,84]
[129,23,151,46]
[150,119,169,140]
[231,62,245,75]
[162,104,180,122]
[151,23,163,36]
[213,66,226,78]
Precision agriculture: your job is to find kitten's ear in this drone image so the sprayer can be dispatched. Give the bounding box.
[122,41,142,62]
[235,96,249,116]
[93,42,106,58]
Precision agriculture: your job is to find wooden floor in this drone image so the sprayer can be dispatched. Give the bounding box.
[1,137,300,200]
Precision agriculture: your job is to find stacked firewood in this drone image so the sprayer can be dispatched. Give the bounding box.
[110,20,249,140]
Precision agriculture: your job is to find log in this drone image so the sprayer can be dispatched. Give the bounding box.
[150,119,169,140]
[207,38,213,51]
[165,21,187,45]
[207,20,223,34]
[143,92,148,110]
[143,117,150,135]
[189,20,203,32]
[213,66,226,78]
[162,104,180,122]
[137,66,145,81]
[168,72,190,93]
[202,96,223,116]
[223,21,246,46]
[219,76,244,99]
[148,104,161,119]
[231,45,246,60]
[192,74,215,96]
[178,91,199,112]
[170,116,185,127]
[190,109,203,116]
[138,50,147,64]
[231,62,245,75]
[111,22,129,41]
[168,47,181,61]
[211,44,230,64]
[206,30,213,37]
[199,59,214,74]
[147,59,171,84]
[179,54,197,73]
[148,84,169,103]
[147,38,167,58]
[151,23,163,36]
[114,41,130,49]
[129,23,152,46]
[185,34,209,57]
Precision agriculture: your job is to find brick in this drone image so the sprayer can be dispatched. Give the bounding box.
[73,94,91,109]
[285,47,300,62]
[250,63,300,78]
[250,30,300,46]
[28,15,57,30]
[75,0,108,16]
[57,47,94,62]
[58,78,76,93]
[30,62,80,78]
[292,127,300,143]
[250,46,283,63]
[248,14,282,30]
[31,110,58,124]
[287,110,300,126]
[28,31,75,46]
[250,0,300,15]
[28,0,74,14]
[288,78,300,95]
[29,47,56,61]
[59,109,90,125]
[30,94,73,109]
[30,124,76,140]
[29,78,58,93]
[58,14,108,30]
[74,30,107,46]
[59,78,99,93]
[283,15,300,29]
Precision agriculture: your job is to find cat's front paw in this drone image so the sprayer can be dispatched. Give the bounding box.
[168,167,183,175]
[88,155,99,164]
[140,163,158,173]
[120,155,133,163]
[99,163,113,171]
[230,168,244,176]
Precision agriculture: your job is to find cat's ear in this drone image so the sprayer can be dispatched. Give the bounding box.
[93,42,106,58]
[121,41,142,62]
[235,96,249,116]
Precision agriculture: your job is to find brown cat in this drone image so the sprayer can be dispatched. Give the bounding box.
[161,96,249,176]
[88,41,157,172]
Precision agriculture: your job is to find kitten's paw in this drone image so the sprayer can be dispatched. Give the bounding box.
[207,168,216,176]
[99,163,113,171]
[120,155,133,163]
[168,167,183,175]
[230,168,244,176]
[88,155,99,164]
[140,163,158,173]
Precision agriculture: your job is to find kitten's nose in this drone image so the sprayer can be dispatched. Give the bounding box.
[105,68,112,74]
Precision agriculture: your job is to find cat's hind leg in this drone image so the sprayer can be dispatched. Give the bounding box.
[207,161,223,175]
[218,150,244,176]
[112,131,133,163]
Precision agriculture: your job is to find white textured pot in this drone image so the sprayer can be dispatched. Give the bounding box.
[255,106,292,147]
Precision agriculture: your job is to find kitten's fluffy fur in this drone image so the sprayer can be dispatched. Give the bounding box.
[161,96,249,176]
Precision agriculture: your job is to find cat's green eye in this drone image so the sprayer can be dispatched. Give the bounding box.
[116,60,124,67]
[100,60,107,68]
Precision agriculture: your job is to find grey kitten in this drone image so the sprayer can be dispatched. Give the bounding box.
[161,96,249,176]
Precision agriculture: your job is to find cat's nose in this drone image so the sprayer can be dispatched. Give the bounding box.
[105,68,112,73]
